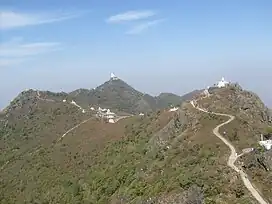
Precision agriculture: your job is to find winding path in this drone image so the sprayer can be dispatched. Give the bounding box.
[190,100,268,204]
[56,117,93,142]
[36,91,55,102]
[56,115,131,142]
[1,93,132,171]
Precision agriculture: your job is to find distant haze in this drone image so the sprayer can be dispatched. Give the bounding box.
[1,0,271,108]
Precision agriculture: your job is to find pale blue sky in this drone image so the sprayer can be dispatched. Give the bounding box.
[0,0,272,108]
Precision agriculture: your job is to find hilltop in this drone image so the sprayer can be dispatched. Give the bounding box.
[197,83,272,203]
[2,74,198,116]
[67,74,199,114]
[0,77,271,204]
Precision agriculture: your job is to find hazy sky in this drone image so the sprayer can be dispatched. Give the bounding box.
[1,0,271,109]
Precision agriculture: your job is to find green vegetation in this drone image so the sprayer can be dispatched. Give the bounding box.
[265,126,272,134]
[1,85,269,203]
[0,100,254,203]
[67,79,198,114]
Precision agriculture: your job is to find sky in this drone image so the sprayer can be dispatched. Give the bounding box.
[0,0,272,108]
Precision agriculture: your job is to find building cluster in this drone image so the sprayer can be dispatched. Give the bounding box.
[71,100,86,113]
[96,107,117,123]
[110,73,118,80]
[169,107,179,112]
[201,77,230,97]
[259,134,272,150]
[216,77,229,88]
[62,99,86,113]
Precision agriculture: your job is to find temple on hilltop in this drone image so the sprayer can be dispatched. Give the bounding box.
[110,72,118,80]
[216,77,229,88]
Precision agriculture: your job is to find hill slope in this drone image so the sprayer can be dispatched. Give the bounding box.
[2,76,199,117]
[67,77,199,114]
[2,83,272,203]
[198,84,272,203]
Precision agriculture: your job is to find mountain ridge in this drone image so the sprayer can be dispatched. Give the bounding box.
[1,78,271,203]
[4,77,200,115]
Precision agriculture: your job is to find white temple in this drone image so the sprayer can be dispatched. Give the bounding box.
[203,86,210,96]
[110,73,118,80]
[96,107,116,120]
[217,77,229,88]
[259,140,272,150]
[259,134,272,150]
[108,119,115,123]
[98,107,107,112]
[169,107,179,112]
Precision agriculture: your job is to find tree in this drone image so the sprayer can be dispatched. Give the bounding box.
[265,126,272,134]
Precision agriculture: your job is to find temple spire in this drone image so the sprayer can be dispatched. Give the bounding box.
[110,72,118,80]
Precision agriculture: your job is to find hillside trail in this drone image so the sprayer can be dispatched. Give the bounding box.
[36,91,130,142]
[70,100,86,113]
[114,115,131,122]
[56,117,93,142]
[190,100,268,204]
[1,93,131,171]
[56,115,132,143]
[36,91,55,102]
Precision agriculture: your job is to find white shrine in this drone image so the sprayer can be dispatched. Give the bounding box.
[106,109,116,119]
[203,86,210,96]
[96,107,117,120]
[169,107,179,112]
[259,134,272,150]
[217,77,229,88]
[110,72,118,80]
[259,140,272,150]
[108,119,115,123]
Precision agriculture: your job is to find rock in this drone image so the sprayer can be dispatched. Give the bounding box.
[148,185,204,204]
[268,109,272,122]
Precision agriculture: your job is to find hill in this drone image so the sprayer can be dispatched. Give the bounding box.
[2,76,198,116]
[0,89,91,170]
[1,81,271,203]
[198,83,272,203]
[156,92,192,109]
[67,75,199,114]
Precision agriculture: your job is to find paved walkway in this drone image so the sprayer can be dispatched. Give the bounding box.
[190,100,268,204]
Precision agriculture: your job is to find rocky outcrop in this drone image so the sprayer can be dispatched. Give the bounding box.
[200,84,271,131]
[148,108,188,148]
[263,150,272,170]
[145,185,204,204]
[3,89,38,114]
[243,150,272,172]
[268,109,272,123]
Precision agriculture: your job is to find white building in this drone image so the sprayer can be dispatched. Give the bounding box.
[203,86,210,97]
[110,73,118,80]
[259,134,272,150]
[259,140,272,150]
[62,99,67,102]
[98,107,107,112]
[105,109,116,119]
[169,107,179,112]
[96,107,116,119]
[217,77,229,88]
[90,107,95,111]
[139,113,144,116]
[108,119,115,123]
